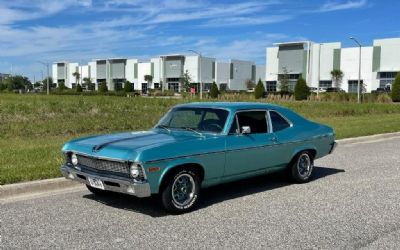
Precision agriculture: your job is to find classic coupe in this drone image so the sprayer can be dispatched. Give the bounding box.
[61,102,336,213]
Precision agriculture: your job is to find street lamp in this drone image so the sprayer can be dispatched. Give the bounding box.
[38,61,50,95]
[188,50,202,99]
[350,37,362,103]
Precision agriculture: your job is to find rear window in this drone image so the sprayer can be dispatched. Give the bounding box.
[269,111,291,132]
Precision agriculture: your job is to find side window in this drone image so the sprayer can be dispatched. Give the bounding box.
[236,111,268,134]
[269,111,291,132]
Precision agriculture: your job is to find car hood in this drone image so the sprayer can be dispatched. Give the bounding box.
[62,130,200,161]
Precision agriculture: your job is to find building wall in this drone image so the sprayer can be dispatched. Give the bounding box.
[266,47,279,81]
[126,59,138,85]
[256,65,266,82]
[309,42,341,87]
[138,62,151,90]
[183,56,215,83]
[229,59,254,90]
[215,62,230,87]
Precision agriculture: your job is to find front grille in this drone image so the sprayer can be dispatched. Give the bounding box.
[77,155,130,176]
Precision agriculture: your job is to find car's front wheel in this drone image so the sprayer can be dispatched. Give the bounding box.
[160,169,201,214]
[290,151,314,183]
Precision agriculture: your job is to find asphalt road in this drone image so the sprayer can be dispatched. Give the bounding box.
[2,136,400,249]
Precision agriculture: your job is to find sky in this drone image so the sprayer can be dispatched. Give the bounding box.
[0,0,399,81]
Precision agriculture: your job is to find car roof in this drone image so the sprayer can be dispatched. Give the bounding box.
[175,102,283,112]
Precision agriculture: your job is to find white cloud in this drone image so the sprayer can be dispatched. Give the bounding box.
[319,0,367,12]
[200,15,292,28]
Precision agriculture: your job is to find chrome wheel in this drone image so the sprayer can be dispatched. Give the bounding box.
[171,173,196,207]
[297,153,312,178]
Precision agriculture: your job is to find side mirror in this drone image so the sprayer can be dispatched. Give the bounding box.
[241,126,251,134]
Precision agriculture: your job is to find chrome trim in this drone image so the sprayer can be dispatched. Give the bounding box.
[63,150,130,163]
[60,164,151,197]
[228,109,270,135]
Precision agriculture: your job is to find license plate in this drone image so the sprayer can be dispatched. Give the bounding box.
[88,177,105,190]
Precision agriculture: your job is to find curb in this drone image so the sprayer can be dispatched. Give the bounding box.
[0,177,80,200]
[1,131,400,200]
[336,131,400,144]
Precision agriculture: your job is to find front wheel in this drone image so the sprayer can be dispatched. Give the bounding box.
[290,151,314,183]
[160,169,201,214]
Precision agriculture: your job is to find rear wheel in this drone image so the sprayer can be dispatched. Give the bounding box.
[160,169,201,214]
[290,151,314,183]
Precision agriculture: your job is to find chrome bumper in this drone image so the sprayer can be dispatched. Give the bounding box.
[60,164,151,198]
[329,141,337,154]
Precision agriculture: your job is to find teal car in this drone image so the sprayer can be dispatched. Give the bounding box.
[61,102,336,213]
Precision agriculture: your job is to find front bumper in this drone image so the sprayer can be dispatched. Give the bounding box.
[60,164,151,198]
[329,141,337,154]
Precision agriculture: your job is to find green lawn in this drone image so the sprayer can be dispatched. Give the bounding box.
[1,93,400,184]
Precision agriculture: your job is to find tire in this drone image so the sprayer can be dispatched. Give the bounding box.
[160,169,201,214]
[290,151,314,183]
[86,184,109,196]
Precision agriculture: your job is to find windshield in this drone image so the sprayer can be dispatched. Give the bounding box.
[156,107,229,133]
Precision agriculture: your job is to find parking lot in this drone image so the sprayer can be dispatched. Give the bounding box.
[1,136,400,249]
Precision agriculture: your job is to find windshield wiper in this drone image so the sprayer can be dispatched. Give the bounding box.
[156,125,171,133]
[180,127,203,136]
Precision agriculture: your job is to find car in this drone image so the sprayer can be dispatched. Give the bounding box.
[61,102,336,213]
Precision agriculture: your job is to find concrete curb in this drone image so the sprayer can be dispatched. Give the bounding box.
[1,131,400,199]
[0,177,80,199]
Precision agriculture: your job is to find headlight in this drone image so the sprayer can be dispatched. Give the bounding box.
[130,163,141,178]
[71,153,78,166]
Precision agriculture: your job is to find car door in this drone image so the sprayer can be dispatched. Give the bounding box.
[268,110,294,166]
[224,110,278,178]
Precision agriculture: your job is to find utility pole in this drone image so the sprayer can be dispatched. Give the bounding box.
[350,37,362,103]
[188,50,203,99]
[317,43,323,98]
[38,61,50,95]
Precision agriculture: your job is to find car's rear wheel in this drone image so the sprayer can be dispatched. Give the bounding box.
[290,151,314,183]
[160,169,201,214]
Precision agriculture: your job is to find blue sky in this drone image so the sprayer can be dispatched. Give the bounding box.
[0,0,399,81]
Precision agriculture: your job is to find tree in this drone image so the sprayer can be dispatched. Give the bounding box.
[391,72,400,102]
[245,79,256,90]
[144,74,153,88]
[76,84,83,92]
[124,80,133,93]
[179,70,192,92]
[3,75,32,91]
[83,77,94,90]
[72,71,80,86]
[98,81,108,93]
[294,77,310,100]
[58,81,67,91]
[209,82,219,98]
[330,69,344,88]
[254,78,265,99]
[41,77,53,90]
[279,67,290,93]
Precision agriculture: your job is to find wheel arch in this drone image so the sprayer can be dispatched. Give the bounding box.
[289,146,317,166]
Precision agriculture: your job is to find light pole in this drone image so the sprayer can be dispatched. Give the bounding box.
[350,37,362,103]
[188,50,202,99]
[317,43,323,98]
[38,61,50,95]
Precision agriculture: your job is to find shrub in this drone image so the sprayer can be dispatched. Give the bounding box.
[391,72,400,102]
[209,82,219,98]
[124,81,133,93]
[58,82,67,91]
[254,79,265,99]
[76,84,83,93]
[294,77,309,100]
[98,82,108,93]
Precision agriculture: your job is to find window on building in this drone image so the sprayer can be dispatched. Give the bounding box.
[168,82,180,92]
[266,81,277,92]
[153,82,160,89]
[378,72,397,89]
[142,83,148,94]
[219,83,228,91]
[319,80,332,88]
[230,111,268,134]
[269,111,291,132]
[203,83,212,91]
[348,80,363,93]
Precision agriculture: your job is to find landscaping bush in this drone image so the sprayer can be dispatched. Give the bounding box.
[254,79,265,99]
[57,82,67,91]
[76,84,83,93]
[210,82,220,98]
[98,82,108,93]
[294,77,309,100]
[392,72,400,102]
[124,81,133,93]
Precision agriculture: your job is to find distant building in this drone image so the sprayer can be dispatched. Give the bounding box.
[0,73,11,82]
[266,37,400,93]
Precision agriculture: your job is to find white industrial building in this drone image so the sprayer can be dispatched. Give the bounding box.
[52,55,265,92]
[265,37,400,93]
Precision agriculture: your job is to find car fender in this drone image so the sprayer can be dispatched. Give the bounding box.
[290,144,318,161]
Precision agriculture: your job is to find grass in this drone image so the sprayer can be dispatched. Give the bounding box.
[1,93,400,185]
